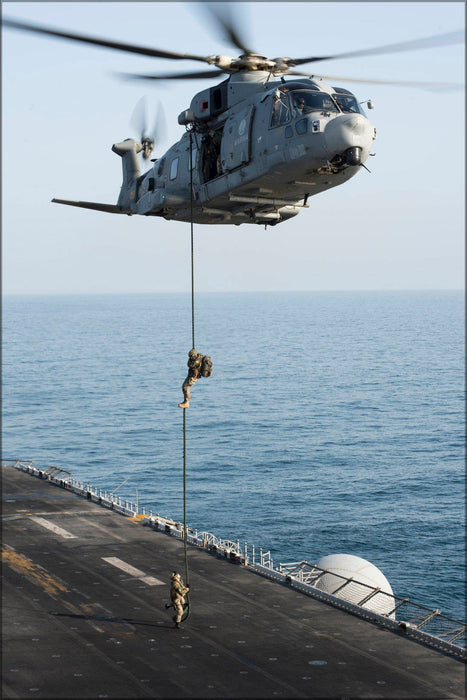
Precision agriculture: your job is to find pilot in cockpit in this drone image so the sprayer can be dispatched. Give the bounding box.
[293,97,306,118]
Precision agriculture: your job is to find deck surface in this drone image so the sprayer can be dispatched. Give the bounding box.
[2,465,465,698]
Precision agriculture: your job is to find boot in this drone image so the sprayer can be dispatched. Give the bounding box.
[178,401,190,409]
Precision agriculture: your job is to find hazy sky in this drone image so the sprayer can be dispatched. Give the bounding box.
[2,2,465,294]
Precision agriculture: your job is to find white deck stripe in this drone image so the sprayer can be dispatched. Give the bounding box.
[140,576,165,586]
[30,516,77,539]
[102,557,164,586]
[102,557,146,577]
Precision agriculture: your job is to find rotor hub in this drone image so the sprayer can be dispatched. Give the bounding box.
[141,137,154,160]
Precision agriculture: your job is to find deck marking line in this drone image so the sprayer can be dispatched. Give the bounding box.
[140,576,165,586]
[30,516,77,539]
[102,557,164,586]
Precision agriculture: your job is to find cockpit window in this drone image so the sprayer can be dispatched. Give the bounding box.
[332,93,364,114]
[270,90,292,127]
[290,90,339,117]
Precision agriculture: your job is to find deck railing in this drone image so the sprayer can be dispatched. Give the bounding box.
[3,458,465,658]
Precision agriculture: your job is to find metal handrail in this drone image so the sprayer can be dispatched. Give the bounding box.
[3,458,465,652]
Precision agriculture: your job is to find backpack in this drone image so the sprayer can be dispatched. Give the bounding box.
[200,355,213,377]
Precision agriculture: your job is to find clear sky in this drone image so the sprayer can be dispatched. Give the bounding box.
[2,2,465,294]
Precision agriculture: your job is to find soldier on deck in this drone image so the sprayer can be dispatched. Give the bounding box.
[170,572,189,628]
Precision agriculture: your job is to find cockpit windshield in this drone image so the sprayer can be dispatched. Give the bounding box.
[289,90,339,117]
[269,86,365,128]
[332,92,365,115]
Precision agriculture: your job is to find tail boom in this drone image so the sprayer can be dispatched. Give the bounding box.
[51,199,131,214]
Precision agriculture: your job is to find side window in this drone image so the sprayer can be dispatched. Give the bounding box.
[270,92,291,128]
[157,158,165,177]
[170,158,179,180]
[296,119,307,135]
[187,148,197,170]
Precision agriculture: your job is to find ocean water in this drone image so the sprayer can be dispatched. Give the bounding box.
[2,291,465,621]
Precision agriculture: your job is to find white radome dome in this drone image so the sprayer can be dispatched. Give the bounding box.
[314,553,396,619]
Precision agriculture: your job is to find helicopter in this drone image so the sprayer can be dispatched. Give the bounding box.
[3,6,463,228]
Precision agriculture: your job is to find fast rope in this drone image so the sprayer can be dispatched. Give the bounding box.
[181,128,195,621]
[182,408,189,620]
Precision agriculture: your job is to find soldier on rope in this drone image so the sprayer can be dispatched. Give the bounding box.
[178,348,212,409]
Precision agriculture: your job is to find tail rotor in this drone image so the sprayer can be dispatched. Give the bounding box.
[130,95,166,160]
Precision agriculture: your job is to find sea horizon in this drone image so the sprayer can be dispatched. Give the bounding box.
[2,290,465,621]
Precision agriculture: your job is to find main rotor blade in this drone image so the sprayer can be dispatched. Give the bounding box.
[118,69,226,81]
[197,2,253,55]
[2,17,212,63]
[288,70,464,91]
[291,30,464,66]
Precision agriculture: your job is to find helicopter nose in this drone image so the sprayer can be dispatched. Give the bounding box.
[324,114,374,162]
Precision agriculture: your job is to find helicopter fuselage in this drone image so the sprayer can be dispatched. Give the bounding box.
[5,13,462,227]
[57,72,376,226]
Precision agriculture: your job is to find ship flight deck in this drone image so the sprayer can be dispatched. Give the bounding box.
[2,463,465,698]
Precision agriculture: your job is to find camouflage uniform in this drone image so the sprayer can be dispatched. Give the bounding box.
[178,349,203,409]
[170,573,189,625]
